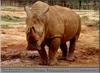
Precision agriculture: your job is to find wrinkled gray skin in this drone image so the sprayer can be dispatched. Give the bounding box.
[25,1,81,65]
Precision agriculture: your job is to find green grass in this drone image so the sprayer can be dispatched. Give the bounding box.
[1,15,20,21]
[80,16,88,20]
[0,24,10,29]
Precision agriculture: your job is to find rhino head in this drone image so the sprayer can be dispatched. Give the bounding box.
[25,1,49,50]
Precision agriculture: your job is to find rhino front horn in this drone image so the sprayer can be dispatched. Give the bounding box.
[24,6,32,17]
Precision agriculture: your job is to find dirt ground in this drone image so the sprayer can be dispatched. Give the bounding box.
[0,6,99,67]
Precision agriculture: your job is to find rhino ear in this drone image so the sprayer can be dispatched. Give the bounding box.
[24,6,32,18]
[36,6,49,17]
[41,6,49,15]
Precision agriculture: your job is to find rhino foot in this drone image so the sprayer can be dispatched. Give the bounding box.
[66,55,76,62]
[48,58,58,66]
[39,61,48,65]
[58,56,67,60]
[48,61,58,66]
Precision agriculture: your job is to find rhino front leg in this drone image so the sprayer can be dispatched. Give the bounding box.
[67,37,77,61]
[48,38,60,65]
[38,43,48,65]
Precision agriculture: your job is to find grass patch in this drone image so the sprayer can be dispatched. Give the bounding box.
[1,23,26,29]
[1,15,20,21]
[0,24,10,29]
[81,16,88,20]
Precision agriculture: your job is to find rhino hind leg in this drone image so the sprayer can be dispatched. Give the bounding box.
[67,36,77,62]
[60,43,68,60]
[48,38,61,65]
[67,25,81,62]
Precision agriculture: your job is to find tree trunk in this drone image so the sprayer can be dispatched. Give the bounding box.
[60,0,66,6]
[79,0,82,10]
[48,0,54,5]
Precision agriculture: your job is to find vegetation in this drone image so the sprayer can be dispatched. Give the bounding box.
[1,15,20,21]
[1,0,99,10]
[80,16,88,20]
[1,24,10,29]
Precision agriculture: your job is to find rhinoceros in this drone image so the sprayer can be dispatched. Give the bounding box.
[25,1,81,65]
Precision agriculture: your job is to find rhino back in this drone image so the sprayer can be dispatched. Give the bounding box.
[45,5,81,41]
